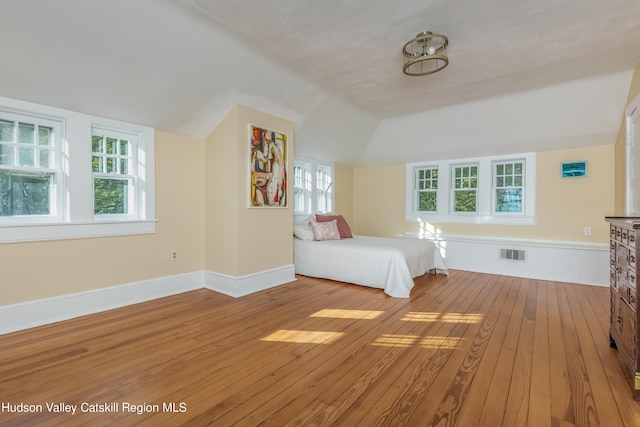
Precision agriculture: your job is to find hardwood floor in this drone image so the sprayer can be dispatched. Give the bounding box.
[1,270,640,426]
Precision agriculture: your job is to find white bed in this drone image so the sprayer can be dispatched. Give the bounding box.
[293,235,448,298]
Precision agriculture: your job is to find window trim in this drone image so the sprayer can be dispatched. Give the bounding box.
[415,166,439,213]
[450,162,479,214]
[492,159,525,215]
[0,110,65,224]
[91,126,141,221]
[0,96,156,244]
[406,152,536,225]
[293,158,334,216]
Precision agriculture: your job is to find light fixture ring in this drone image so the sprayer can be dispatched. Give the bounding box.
[402,31,449,76]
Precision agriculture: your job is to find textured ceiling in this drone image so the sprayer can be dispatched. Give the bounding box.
[1,0,639,164]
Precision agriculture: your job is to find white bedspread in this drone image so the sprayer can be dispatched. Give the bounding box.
[293,236,448,298]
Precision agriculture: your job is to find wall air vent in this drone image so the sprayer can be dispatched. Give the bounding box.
[500,248,526,261]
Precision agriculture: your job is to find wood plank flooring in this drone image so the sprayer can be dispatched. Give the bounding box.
[1,270,640,426]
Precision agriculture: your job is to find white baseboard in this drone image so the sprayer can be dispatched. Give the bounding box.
[204,264,297,298]
[0,264,298,335]
[404,233,610,286]
[0,271,204,336]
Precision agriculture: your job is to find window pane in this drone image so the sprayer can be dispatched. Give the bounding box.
[514,163,523,174]
[505,176,513,186]
[454,190,476,212]
[120,159,128,174]
[92,135,104,153]
[0,120,14,141]
[94,178,129,215]
[106,137,117,154]
[432,169,438,179]
[497,177,504,187]
[119,139,129,156]
[92,156,102,173]
[18,123,35,144]
[0,144,14,165]
[39,149,50,168]
[19,147,35,166]
[470,166,477,176]
[106,157,116,173]
[38,127,52,146]
[505,164,513,174]
[496,188,522,212]
[497,164,504,175]
[418,192,437,212]
[514,176,522,186]
[0,173,51,216]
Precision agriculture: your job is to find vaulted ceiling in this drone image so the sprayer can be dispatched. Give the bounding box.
[1,0,640,165]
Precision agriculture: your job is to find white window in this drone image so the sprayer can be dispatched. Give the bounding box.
[293,159,333,215]
[293,162,312,214]
[0,112,63,223]
[406,153,535,225]
[92,128,139,218]
[451,164,478,213]
[493,160,524,214]
[415,166,438,212]
[316,164,333,214]
[0,96,155,243]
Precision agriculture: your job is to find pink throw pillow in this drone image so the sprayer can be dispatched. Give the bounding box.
[309,220,341,241]
[315,214,353,239]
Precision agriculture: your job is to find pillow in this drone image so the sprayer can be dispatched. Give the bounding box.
[293,224,314,241]
[309,220,341,241]
[294,214,315,226]
[315,214,353,239]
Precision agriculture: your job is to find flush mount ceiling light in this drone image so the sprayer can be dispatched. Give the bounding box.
[402,31,449,76]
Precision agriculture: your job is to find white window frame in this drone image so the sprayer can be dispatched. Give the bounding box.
[406,152,535,225]
[293,158,334,217]
[91,127,141,221]
[492,159,525,215]
[293,161,312,214]
[0,96,155,244]
[316,163,333,214]
[450,163,479,215]
[0,110,65,224]
[415,166,439,213]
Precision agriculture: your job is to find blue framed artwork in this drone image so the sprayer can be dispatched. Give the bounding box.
[561,161,587,178]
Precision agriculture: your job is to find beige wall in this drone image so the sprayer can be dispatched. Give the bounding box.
[334,163,354,227]
[614,62,640,214]
[0,131,205,306]
[205,105,294,277]
[351,145,614,243]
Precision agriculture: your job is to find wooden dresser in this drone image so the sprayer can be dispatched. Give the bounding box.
[607,216,640,400]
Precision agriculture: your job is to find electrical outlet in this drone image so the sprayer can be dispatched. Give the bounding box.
[584,226,591,236]
[171,251,177,261]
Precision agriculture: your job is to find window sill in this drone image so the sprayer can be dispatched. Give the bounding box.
[0,219,157,244]
[406,214,535,226]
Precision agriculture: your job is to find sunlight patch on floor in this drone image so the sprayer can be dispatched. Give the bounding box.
[371,334,466,350]
[310,309,385,320]
[420,336,466,350]
[401,312,483,323]
[261,330,344,344]
[371,334,419,347]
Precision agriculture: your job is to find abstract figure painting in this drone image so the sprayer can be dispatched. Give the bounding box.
[250,124,287,207]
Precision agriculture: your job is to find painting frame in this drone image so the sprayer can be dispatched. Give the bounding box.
[560,161,587,178]
[249,124,288,208]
